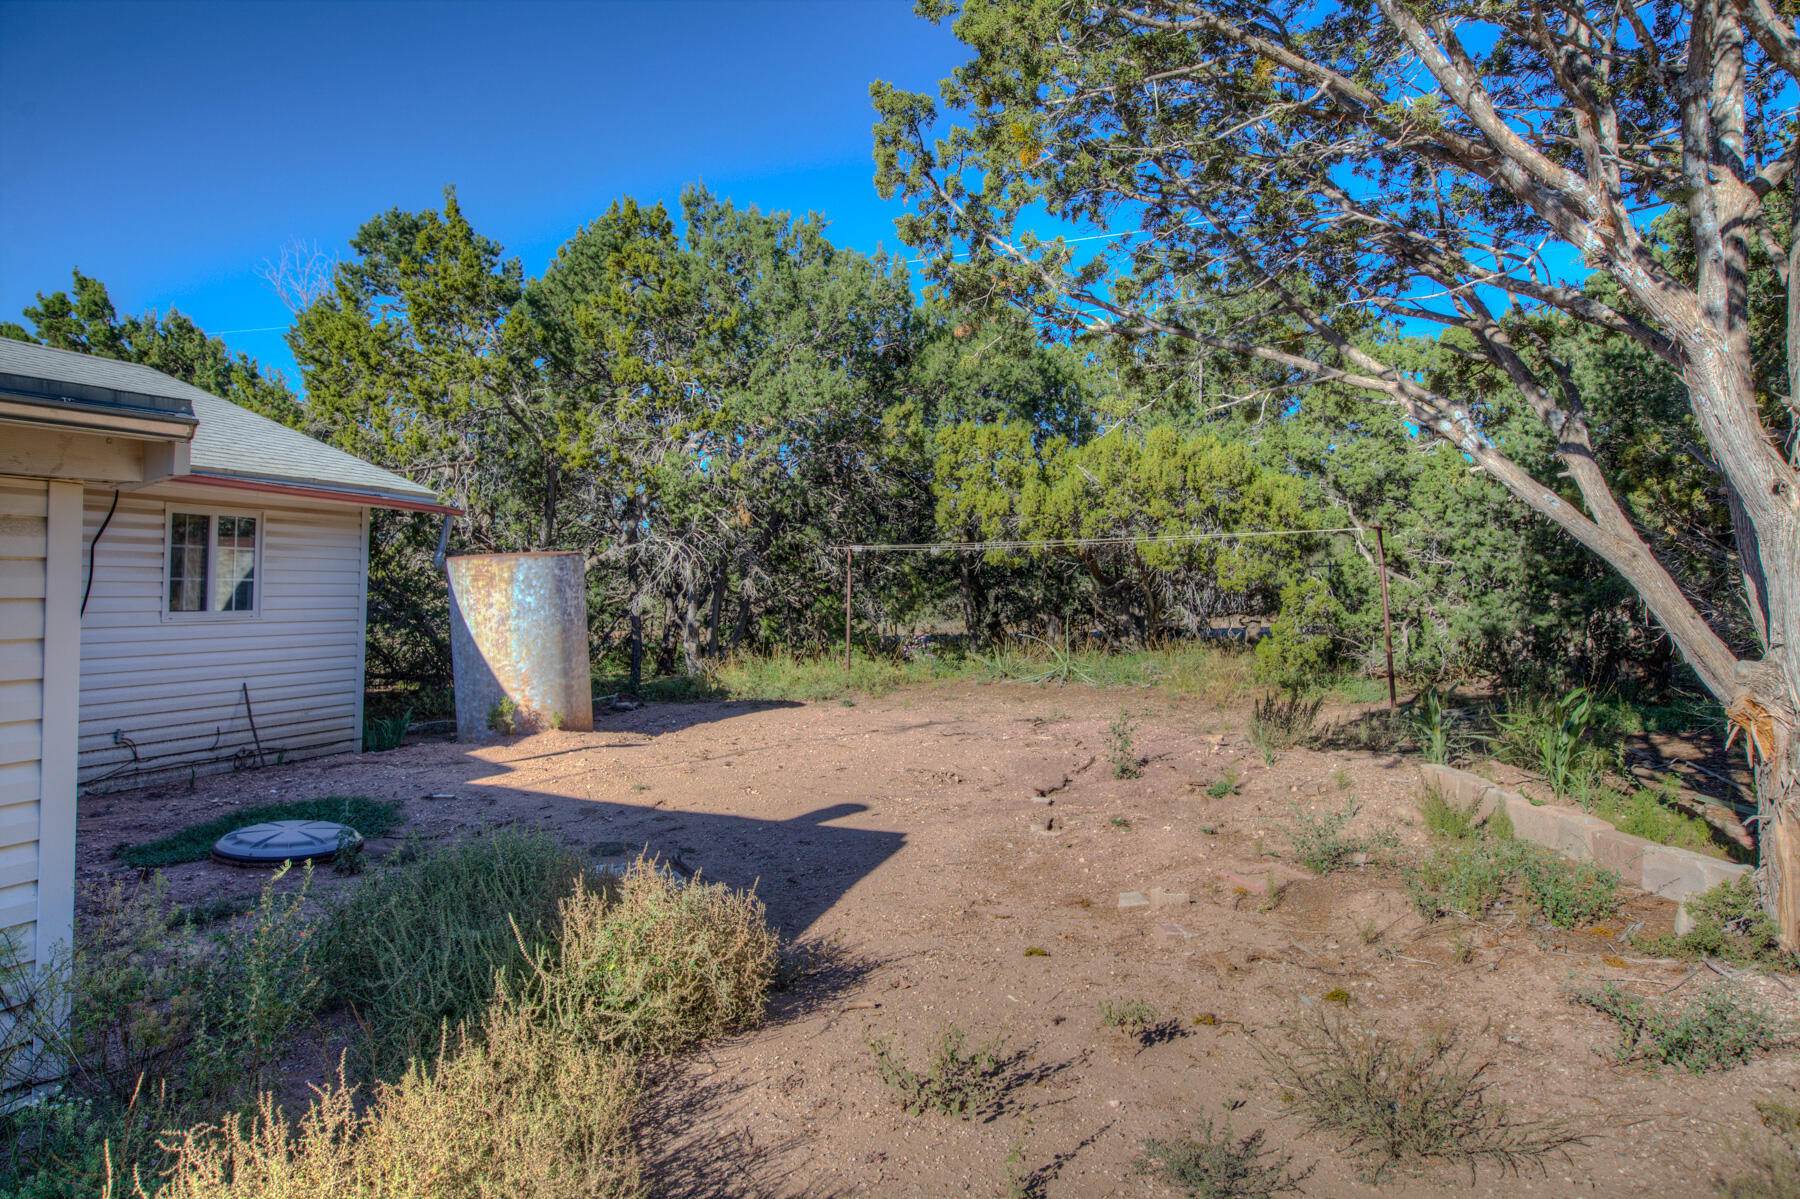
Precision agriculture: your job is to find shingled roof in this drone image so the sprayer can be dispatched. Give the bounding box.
[0,338,446,509]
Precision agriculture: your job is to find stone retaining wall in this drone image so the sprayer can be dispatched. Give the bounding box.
[1418,763,1749,924]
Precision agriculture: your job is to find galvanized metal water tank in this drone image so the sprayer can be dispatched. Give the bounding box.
[447,552,594,740]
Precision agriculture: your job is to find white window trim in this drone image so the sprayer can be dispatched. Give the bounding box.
[160,504,266,622]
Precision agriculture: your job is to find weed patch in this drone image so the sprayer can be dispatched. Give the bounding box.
[1635,877,1792,967]
[1261,1012,1581,1181]
[1106,710,1141,779]
[1408,838,1617,929]
[1570,982,1785,1073]
[118,796,402,868]
[1250,692,1322,765]
[867,1023,1024,1120]
[1721,1093,1800,1198]
[1282,800,1392,875]
[1134,1117,1311,1198]
[324,830,585,1075]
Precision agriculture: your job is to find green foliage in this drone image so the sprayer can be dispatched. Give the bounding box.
[1585,780,1739,860]
[487,696,519,736]
[1493,688,1606,802]
[118,796,402,869]
[1261,1012,1581,1180]
[1635,877,1791,967]
[1253,576,1345,693]
[185,864,327,1100]
[1516,854,1620,930]
[1206,777,1237,799]
[1417,786,1477,841]
[516,862,779,1057]
[1106,710,1140,778]
[867,1023,1020,1120]
[1134,1117,1309,1198]
[1282,800,1387,875]
[1570,983,1784,1074]
[1408,838,1618,929]
[323,830,585,1075]
[1249,692,1322,765]
[363,707,411,752]
[1412,687,1454,764]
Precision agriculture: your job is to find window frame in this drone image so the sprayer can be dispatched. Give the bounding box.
[160,504,266,622]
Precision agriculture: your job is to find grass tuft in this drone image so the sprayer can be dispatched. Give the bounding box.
[118,796,403,868]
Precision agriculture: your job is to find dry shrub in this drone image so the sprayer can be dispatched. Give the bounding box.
[1261,1010,1581,1182]
[130,998,642,1199]
[519,860,779,1057]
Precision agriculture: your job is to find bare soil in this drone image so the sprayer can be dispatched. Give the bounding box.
[77,683,1800,1197]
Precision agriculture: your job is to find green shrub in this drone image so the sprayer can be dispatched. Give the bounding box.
[1134,1117,1310,1198]
[1570,982,1784,1074]
[1249,692,1323,765]
[139,996,643,1199]
[186,864,327,1100]
[867,1023,1022,1120]
[118,796,402,868]
[1408,838,1617,929]
[31,877,196,1105]
[1636,877,1791,967]
[1260,1011,1581,1180]
[1408,840,1519,920]
[518,862,778,1057]
[1517,854,1619,930]
[0,1086,179,1199]
[324,830,585,1075]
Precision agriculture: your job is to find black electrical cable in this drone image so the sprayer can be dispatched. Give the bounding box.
[80,489,120,617]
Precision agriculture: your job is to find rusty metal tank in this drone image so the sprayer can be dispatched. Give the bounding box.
[447,552,594,740]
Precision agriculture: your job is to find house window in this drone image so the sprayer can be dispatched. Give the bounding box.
[166,510,260,615]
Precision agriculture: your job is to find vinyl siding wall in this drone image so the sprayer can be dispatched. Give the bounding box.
[0,479,80,979]
[78,483,369,792]
[0,480,48,970]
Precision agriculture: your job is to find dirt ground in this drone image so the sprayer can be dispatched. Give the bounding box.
[77,683,1800,1197]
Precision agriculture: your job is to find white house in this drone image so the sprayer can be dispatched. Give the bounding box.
[0,338,449,978]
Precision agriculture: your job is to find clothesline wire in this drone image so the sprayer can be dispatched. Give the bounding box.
[831,527,1365,553]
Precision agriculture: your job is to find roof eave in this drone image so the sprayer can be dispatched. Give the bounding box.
[179,470,461,515]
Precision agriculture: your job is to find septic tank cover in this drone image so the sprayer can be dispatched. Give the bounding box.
[212,819,361,865]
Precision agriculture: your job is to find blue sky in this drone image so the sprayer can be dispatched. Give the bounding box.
[0,0,963,382]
